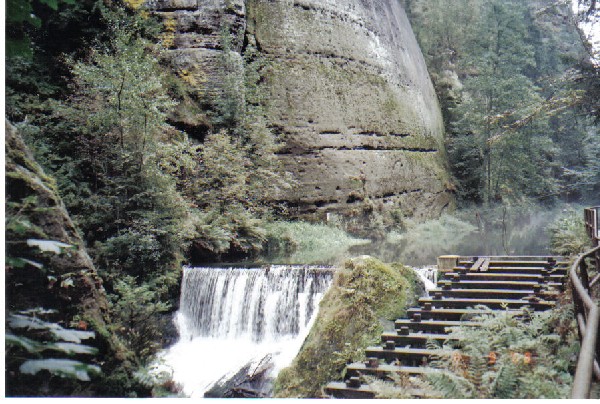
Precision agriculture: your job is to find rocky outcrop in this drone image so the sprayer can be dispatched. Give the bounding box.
[5,120,125,395]
[148,0,455,222]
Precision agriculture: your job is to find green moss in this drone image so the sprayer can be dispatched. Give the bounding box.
[273,256,422,398]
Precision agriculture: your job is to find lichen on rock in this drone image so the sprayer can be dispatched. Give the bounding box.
[273,255,423,398]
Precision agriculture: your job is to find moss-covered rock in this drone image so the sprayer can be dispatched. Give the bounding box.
[273,256,423,398]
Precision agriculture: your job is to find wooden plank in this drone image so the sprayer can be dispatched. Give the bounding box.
[418,297,555,310]
[346,362,440,377]
[480,258,490,272]
[470,257,485,271]
[441,272,564,282]
[324,382,375,399]
[407,307,523,321]
[380,332,455,347]
[365,346,453,365]
[394,319,480,334]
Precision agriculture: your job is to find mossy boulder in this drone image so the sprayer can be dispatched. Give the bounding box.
[273,256,423,398]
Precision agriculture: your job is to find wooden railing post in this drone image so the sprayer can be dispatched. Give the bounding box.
[570,244,600,398]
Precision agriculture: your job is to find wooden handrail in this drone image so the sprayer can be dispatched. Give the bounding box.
[570,244,600,399]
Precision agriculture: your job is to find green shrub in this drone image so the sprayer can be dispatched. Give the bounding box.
[548,207,590,256]
[369,305,577,399]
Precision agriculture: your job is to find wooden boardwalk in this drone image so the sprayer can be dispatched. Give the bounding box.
[324,255,569,398]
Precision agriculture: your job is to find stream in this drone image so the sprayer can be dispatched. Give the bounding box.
[154,207,564,396]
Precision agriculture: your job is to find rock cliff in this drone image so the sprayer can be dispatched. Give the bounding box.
[148,0,455,222]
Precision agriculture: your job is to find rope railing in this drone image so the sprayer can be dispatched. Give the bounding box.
[570,243,600,399]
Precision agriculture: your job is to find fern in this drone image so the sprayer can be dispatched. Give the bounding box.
[490,363,519,399]
[421,306,575,398]
[6,308,101,382]
[427,370,472,399]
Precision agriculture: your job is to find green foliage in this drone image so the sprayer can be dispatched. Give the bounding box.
[6,0,77,57]
[431,308,575,398]
[369,306,576,399]
[109,276,173,360]
[548,207,590,255]
[6,308,101,386]
[262,220,369,264]
[274,257,422,398]
[215,24,246,128]
[67,19,175,157]
[405,0,597,205]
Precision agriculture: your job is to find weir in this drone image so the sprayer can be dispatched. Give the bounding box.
[158,263,442,397]
[179,265,333,342]
[159,265,333,397]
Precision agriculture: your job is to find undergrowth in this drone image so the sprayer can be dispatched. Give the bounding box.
[368,304,578,399]
[548,207,590,256]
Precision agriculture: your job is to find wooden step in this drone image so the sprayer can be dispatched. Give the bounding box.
[325,382,428,399]
[345,362,440,379]
[364,346,451,366]
[455,265,568,275]
[395,319,480,334]
[428,288,560,300]
[441,271,564,283]
[436,280,561,290]
[459,258,567,267]
[324,382,375,399]
[418,297,555,311]
[327,255,569,399]
[380,332,454,348]
[407,307,522,322]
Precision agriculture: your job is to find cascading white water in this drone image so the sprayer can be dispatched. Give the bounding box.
[158,265,333,397]
[411,265,438,292]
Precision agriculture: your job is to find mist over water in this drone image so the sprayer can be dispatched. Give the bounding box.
[253,206,565,267]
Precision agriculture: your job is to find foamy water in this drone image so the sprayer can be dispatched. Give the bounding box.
[411,265,438,292]
[154,266,332,397]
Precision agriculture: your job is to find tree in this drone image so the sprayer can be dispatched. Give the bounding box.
[405,0,594,205]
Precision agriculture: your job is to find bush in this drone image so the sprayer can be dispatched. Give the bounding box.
[548,207,590,256]
[368,304,578,399]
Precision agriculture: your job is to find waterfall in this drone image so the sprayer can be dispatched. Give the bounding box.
[157,265,333,397]
[411,265,438,292]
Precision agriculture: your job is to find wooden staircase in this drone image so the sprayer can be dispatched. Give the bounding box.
[324,256,569,399]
